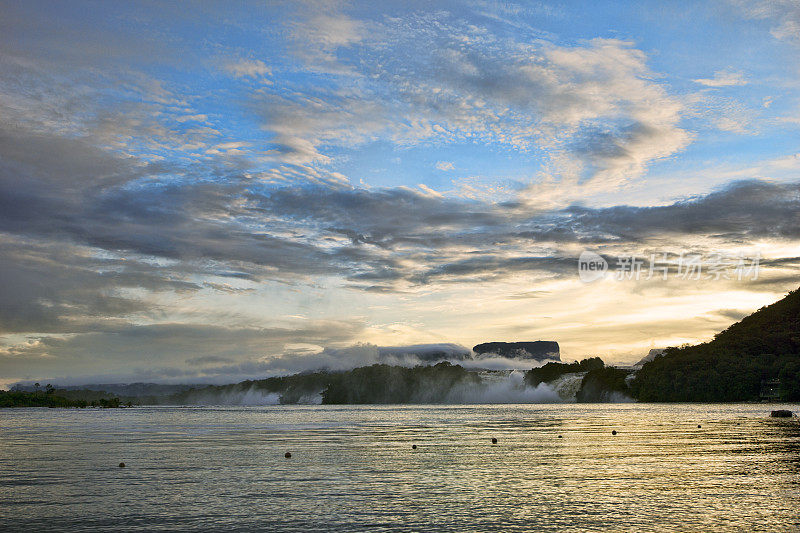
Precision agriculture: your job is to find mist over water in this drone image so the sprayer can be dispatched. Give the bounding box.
[24,349,625,407]
[10,344,563,391]
[172,370,579,406]
[217,388,281,406]
[445,371,563,404]
[178,386,320,406]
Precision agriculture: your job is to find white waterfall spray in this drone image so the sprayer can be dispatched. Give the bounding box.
[549,373,586,401]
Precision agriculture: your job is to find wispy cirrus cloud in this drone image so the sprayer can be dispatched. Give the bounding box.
[729,0,800,46]
[260,10,691,187]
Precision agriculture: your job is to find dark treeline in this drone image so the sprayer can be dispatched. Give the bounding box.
[168,370,335,404]
[631,288,800,402]
[167,361,632,405]
[7,362,632,406]
[524,357,604,387]
[321,362,478,403]
[168,362,479,404]
[0,390,124,408]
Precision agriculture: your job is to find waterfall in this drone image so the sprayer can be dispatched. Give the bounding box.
[549,372,585,401]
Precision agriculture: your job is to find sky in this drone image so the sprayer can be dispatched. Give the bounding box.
[1,0,799,386]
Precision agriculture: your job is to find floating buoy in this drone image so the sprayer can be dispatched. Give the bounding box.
[558,435,563,439]
[412,444,417,450]
[697,424,702,428]
[491,437,497,444]
[118,462,125,468]
[284,452,292,458]
[611,430,617,435]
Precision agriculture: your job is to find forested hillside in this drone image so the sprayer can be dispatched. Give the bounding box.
[631,288,800,401]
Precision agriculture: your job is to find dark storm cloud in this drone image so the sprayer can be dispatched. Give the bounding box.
[409,255,575,284]
[260,180,800,248]
[250,185,504,247]
[566,180,800,241]
[0,237,202,335]
[0,123,346,278]
[246,179,800,284]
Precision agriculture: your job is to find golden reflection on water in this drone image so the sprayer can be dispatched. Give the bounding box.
[0,403,798,531]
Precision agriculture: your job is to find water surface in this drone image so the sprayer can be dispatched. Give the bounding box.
[1,404,798,531]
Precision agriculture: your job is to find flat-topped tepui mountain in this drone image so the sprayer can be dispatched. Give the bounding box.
[472,341,560,361]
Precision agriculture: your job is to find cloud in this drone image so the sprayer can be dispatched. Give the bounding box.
[567,180,800,241]
[1,337,485,385]
[0,236,198,335]
[253,91,387,164]
[730,0,800,45]
[436,161,455,171]
[693,70,748,87]
[712,308,750,321]
[259,12,690,183]
[1,105,798,324]
[185,355,235,366]
[0,320,366,383]
[405,34,690,184]
[286,9,366,74]
[222,58,271,79]
[0,51,220,164]
[416,183,444,198]
[6,133,797,301]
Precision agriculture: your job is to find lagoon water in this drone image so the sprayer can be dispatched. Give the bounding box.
[1,404,799,532]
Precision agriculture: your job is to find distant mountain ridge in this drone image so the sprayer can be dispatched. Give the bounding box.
[634,349,665,367]
[12,382,193,397]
